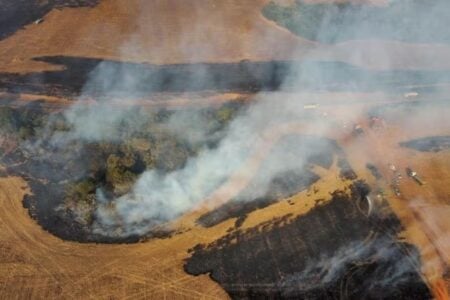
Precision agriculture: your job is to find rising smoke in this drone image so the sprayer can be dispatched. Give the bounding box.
[49,0,450,238]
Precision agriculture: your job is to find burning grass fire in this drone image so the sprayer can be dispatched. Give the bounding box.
[0,0,449,299]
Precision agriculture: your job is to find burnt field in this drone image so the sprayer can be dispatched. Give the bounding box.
[400,136,450,152]
[0,99,245,242]
[2,56,450,98]
[0,0,99,41]
[186,181,432,299]
[0,99,350,243]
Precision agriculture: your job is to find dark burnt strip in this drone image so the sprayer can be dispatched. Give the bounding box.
[2,56,450,98]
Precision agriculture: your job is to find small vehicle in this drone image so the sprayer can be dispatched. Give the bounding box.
[406,167,424,185]
[406,167,416,177]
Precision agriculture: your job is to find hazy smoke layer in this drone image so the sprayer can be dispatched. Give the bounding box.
[68,93,328,236]
[55,0,450,238]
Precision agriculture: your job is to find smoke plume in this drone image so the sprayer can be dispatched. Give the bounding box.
[42,0,450,240]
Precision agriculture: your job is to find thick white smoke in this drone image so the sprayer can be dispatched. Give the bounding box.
[71,93,330,236]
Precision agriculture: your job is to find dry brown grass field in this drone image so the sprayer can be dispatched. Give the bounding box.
[0,1,449,299]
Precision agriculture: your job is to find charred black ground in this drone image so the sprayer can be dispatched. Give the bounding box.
[185,181,432,299]
[1,57,450,98]
[0,0,100,40]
